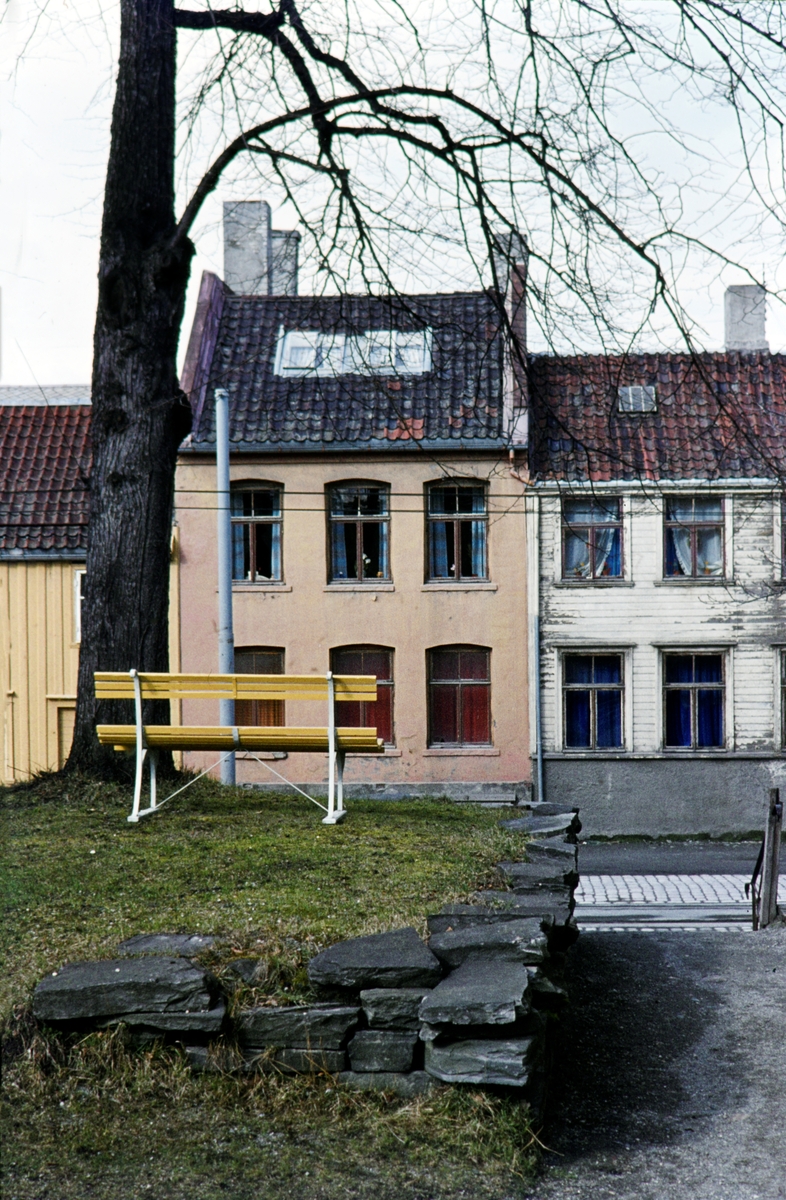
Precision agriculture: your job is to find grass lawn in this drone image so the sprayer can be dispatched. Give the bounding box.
[1,772,539,1199]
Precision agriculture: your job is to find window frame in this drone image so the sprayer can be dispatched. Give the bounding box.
[230,482,284,584]
[73,568,86,644]
[234,647,285,727]
[561,652,625,751]
[561,496,624,581]
[326,481,391,584]
[427,645,492,747]
[425,481,489,583]
[663,495,725,579]
[662,651,726,750]
[331,645,395,746]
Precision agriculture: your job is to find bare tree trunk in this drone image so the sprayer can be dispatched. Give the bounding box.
[68,0,193,773]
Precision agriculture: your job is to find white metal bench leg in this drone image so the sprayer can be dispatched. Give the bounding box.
[322,671,346,824]
[128,668,146,824]
[149,749,158,811]
[336,750,345,815]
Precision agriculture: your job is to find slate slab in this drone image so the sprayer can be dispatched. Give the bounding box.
[339,1070,436,1098]
[521,804,580,818]
[116,934,215,958]
[496,861,577,894]
[33,958,216,1022]
[428,919,548,968]
[226,958,267,985]
[103,999,226,1035]
[237,1004,359,1049]
[499,814,581,837]
[307,928,442,990]
[526,838,578,863]
[424,1036,537,1086]
[418,958,531,1027]
[245,1047,346,1074]
[472,891,574,922]
[428,898,569,934]
[348,1030,419,1072]
[360,988,431,1030]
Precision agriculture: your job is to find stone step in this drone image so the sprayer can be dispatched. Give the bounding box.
[576,903,749,923]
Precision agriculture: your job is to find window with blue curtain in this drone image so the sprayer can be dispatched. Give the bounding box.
[663,653,724,748]
[427,483,488,580]
[562,497,622,579]
[328,484,390,581]
[230,487,282,582]
[563,654,623,749]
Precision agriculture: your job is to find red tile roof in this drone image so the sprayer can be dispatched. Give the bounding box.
[0,405,92,556]
[529,352,786,482]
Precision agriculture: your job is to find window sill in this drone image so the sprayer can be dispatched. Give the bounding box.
[421,582,497,592]
[553,579,633,588]
[653,578,731,586]
[231,583,292,593]
[346,748,402,758]
[423,746,499,756]
[323,583,395,592]
[237,751,288,760]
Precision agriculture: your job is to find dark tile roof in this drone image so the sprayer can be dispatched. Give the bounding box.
[529,352,786,482]
[0,405,91,556]
[185,287,505,450]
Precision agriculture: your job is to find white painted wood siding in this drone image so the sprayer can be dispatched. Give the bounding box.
[539,489,786,755]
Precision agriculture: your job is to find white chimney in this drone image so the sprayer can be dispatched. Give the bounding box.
[724,284,768,352]
[223,201,299,295]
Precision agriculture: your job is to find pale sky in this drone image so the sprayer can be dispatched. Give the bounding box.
[1,1,784,388]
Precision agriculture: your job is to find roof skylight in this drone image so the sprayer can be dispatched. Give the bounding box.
[274,327,432,377]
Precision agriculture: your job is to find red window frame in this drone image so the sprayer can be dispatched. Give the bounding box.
[331,645,394,745]
[428,646,491,746]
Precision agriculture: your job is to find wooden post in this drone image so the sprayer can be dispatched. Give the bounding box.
[759,788,783,929]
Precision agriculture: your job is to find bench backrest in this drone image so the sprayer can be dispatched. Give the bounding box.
[94,671,377,703]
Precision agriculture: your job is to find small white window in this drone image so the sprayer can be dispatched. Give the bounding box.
[74,569,86,643]
[275,330,346,376]
[274,327,431,377]
[618,385,656,413]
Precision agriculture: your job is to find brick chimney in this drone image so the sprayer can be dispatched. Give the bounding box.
[223,201,300,295]
[724,284,768,352]
[493,231,528,448]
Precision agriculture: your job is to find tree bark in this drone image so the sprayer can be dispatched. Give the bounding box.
[68,0,193,773]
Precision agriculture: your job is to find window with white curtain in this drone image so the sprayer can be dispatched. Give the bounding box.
[562,497,622,579]
[664,497,724,578]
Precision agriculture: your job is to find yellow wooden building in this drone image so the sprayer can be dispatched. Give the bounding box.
[1,388,91,782]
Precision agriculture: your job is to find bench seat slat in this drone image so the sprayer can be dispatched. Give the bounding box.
[97,724,384,753]
[94,672,377,702]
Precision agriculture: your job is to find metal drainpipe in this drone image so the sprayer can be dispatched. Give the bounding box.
[215,388,236,786]
[510,452,544,804]
[535,613,544,805]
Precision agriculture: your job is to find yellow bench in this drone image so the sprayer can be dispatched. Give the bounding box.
[95,670,383,825]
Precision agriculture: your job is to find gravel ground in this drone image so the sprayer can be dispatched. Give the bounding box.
[526,925,786,1200]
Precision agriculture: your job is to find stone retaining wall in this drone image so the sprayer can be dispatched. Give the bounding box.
[31,804,580,1111]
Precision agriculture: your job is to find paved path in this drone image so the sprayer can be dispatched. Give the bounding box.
[526,926,786,1200]
[573,841,782,931]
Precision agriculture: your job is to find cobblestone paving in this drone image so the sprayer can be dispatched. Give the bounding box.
[576,874,749,905]
[575,874,753,931]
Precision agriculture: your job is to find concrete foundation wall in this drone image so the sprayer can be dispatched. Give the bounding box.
[544,757,786,838]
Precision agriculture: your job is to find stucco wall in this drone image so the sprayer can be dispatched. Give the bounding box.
[175,450,530,795]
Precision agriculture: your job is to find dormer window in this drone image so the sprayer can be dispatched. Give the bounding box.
[274,327,432,377]
[618,385,656,413]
